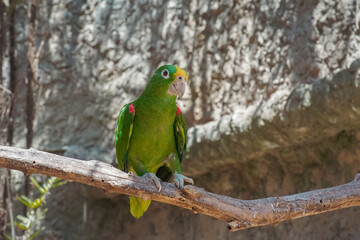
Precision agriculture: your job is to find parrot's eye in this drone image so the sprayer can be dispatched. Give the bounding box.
[161,69,170,79]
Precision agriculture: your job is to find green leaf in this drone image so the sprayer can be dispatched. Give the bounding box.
[14,215,31,230]
[12,176,68,238]
[41,177,67,194]
[30,229,43,240]
[30,197,43,209]
[4,233,15,240]
[15,214,34,230]
[15,221,27,230]
[52,180,67,188]
[42,208,48,214]
[42,177,57,193]
[30,176,45,195]
[16,215,29,222]
[17,195,32,208]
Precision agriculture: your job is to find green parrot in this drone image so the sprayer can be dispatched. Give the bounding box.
[115,65,194,218]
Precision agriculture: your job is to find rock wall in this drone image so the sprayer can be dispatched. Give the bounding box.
[4,0,360,239]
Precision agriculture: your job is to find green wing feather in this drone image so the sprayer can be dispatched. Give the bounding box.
[115,103,151,218]
[173,111,187,162]
[115,103,135,171]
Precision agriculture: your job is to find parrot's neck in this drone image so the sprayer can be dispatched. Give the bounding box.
[134,94,177,133]
[137,94,176,111]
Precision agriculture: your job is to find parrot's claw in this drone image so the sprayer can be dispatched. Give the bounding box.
[172,173,194,189]
[143,173,162,192]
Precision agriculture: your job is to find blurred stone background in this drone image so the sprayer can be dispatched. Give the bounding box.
[1,0,360,239]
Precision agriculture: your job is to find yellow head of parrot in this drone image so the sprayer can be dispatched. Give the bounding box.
[174,65,188,82]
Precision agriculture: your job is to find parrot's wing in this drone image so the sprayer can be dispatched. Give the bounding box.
[173,107,187,162]
[115,103,135,171]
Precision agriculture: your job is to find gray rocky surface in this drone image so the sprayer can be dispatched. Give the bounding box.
[2,0,360,239]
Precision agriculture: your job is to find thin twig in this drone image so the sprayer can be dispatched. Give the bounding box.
[6,170,15,239]
[1,146,360,231]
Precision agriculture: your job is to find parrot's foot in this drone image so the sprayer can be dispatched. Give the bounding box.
[172,173,194,189]
[143,173,162,192]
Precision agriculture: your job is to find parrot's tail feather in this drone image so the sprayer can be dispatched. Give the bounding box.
[129,196,151,218]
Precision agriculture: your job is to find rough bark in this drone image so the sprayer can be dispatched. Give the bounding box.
[24,0,37,215]
[6,0,16,146]
[0,1,7,230]
[0,0,4,85]
[1,146,360,232]
[26,0,36,149]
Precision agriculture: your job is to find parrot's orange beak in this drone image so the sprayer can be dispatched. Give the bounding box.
[168,66,188,98]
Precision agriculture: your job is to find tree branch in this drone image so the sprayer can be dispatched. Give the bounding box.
[1,146,360,231]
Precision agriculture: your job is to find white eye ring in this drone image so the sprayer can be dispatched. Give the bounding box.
[161,69,170,79]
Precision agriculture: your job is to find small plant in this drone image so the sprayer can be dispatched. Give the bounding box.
[6,176,67,240]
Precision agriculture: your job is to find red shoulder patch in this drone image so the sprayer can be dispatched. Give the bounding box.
[129,103,135,114]
[176,106,181,116]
